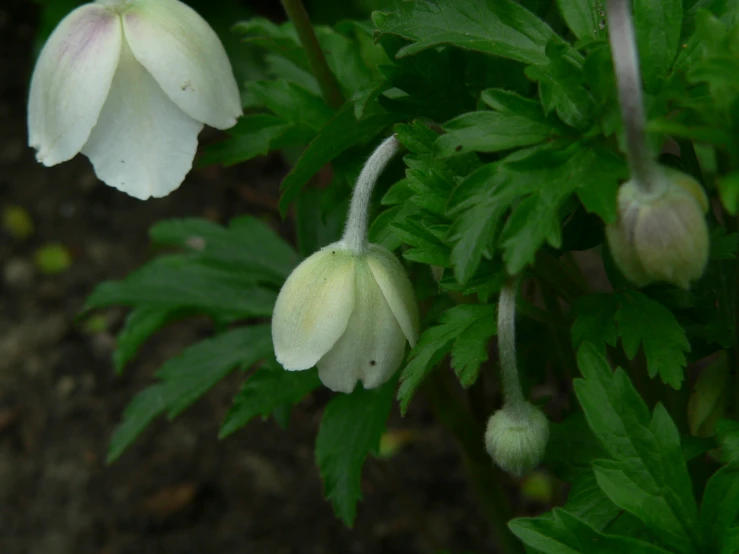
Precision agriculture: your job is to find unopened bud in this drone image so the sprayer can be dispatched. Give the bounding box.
[606,167,709,289]
[688,353,729,437]
[484,402,549,477]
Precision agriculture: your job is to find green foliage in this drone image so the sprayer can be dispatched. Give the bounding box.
[315,378,396,526]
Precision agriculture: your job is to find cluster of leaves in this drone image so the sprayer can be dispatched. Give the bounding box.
[84,0,739,549]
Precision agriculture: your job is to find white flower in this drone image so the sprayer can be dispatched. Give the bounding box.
[28,0,242,200]
[272,242,420,393]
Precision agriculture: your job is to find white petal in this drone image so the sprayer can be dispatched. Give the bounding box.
[317,259,406,393]
[367,244,420,347]
[81,40,203,200]
[122,0,241,129]
[272,245,356,371]
[28,4,122,166]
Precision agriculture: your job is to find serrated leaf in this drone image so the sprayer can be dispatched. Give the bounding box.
[564,472,620,530]
[279,103,397,213]
[717,419,739,468]
[398,304,497,413]
[700,467,739,552]
[85,255,277,319]
[556,0,608,41]
[510,509,674,554]
[437,111,554,156]
[373,0,560,65]
[574,344,700,554]
[710,227,739,260]
[108,325,272,462]
[390,218,450,267]
[219,365,321,438]
[570,293,619,349]
[545,413,608,482]
[113,307,187,374]
[149,216,299,282]
[633,0,683,93]
[615,291,689,389]
[249,80,333,131]
[315,378,396,526]
[200,114,314,167]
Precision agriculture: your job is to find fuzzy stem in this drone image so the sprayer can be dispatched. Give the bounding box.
[606,0,662,193]
[341,135,400,253]
[280,0,344,109]
[498,281,525,409]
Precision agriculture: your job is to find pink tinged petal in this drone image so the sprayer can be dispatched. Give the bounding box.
[367,244,420,347]
[272,245,356,371]
[122,0,241,130]
[81,40,203,200]
[317,260,406,393]
[28,4,122,166]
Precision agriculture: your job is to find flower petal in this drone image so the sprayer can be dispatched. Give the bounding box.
[272,245,356,371]
[367,244,420,347]
[81,40,203,199]
[28,4,122,166]
[122,0,241,129]
[317,259,406,393]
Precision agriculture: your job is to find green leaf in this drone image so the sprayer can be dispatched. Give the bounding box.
[480,88,551,123]
[315,377,396,526]
[633,0,683,92]
[249,80,333,131]
[615,291,689,389]
[85,256,277,319]
[556,0,608,41]
[390,217,451,267]
[108,325,272,462]
[718,171,739,215]
[570,293,619,350]
[574,344,700,554]
[373,0,559,65]
[436,111,554,156]
[397,304,497,412]
[279,103,397,213]
[510,509,674,554]
[200,114,313,167]
[711,228,739,261]
[700,467,739,551]
[564,472,620,530]
[219,364,321,438]
[113,307,187,374]
[546,413,608,482]
[716,419,739,468]
[149,216,299,282]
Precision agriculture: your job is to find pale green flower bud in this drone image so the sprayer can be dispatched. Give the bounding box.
[28,0,241,199]
[484,402,549,477]
[606,168,709,289]
[272,242,419,393]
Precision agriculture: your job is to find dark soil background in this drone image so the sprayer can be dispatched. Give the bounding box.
[0,1,502,553]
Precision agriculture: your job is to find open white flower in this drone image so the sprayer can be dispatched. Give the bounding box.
[28,0,241,200]
[272,242,419,393]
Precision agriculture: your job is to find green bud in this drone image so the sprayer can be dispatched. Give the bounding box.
[484,402,549,477]
[606,167,709,289]
[688,353,729,437]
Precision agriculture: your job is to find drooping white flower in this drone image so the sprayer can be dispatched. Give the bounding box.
[271,135,420,393]
[272,242,419,393]
[28,0,242,200]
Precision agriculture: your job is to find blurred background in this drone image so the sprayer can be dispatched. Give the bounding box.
[0,0,505,552]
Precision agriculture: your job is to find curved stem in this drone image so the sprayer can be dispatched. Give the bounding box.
[280,0,344,109]
[606,0,661,192]
[340,135,400,253]
[498,281,525,409]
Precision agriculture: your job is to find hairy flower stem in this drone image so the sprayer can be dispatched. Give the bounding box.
[280,0,344,109]
[341,135,400,253]
[606,0,662,193]
[498,281,525,411]
[423,369,524,554]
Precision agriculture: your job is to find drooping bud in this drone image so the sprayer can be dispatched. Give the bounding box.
[271,135,420,393]
[688,353,729,437]
[484,402,549,477]
[606,167,709,289]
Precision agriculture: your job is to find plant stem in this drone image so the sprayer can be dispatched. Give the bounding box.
[606,0,662,193]
[340,135,400,253]
[280,0,344,109]
[423,369,524,554]
[498,281,525,408]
